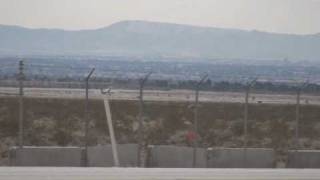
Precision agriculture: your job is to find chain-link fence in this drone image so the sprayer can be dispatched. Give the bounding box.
[1,61,320,168]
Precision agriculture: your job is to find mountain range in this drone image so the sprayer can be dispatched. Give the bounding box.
[0,20,319,60]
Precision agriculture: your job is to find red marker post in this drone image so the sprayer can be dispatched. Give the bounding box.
[186,130,197,145]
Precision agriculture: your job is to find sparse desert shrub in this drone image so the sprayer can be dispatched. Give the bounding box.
[25,117,56,146]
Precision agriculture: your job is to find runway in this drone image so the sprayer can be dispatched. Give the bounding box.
[0,167,320,180]
[0,87,320,105]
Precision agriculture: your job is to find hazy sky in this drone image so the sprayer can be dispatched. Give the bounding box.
[0,0,319,34]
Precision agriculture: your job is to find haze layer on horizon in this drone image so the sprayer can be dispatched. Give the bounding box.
[0,0,320,35]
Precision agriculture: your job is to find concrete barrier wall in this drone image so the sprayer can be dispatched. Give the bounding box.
[207,148,275,168]
[149,145,207,168]
[10,146,83,167]
[11,146,320,168]
[87,144,139,167]
[288,150,320,168]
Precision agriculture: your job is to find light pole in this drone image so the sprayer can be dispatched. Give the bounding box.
[192,74,208,168]
[243,78,257,168]
[84,68,95,167]
[103,98,120,167]
[138,72,152,167]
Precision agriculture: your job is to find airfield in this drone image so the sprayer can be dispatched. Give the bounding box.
[1,87,320,180]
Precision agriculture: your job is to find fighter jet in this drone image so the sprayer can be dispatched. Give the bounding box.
[100,88,112,95]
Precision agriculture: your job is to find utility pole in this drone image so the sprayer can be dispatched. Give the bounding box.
[192,74,208,168]
[137,72,152,167]
[84,68,95,167]
[18,60,24,149]
[243,78,257,168]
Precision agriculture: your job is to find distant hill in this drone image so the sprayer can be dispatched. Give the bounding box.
[0,20,319,60]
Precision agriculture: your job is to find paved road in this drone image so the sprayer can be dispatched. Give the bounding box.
[1,87,320,105]
[1,167,320,180]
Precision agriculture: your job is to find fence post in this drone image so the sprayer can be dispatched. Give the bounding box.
[243,78,257,168]
[138,72,152,167]
[192,74,208,168]
[84,68,95,167]
[18,60,24,149]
